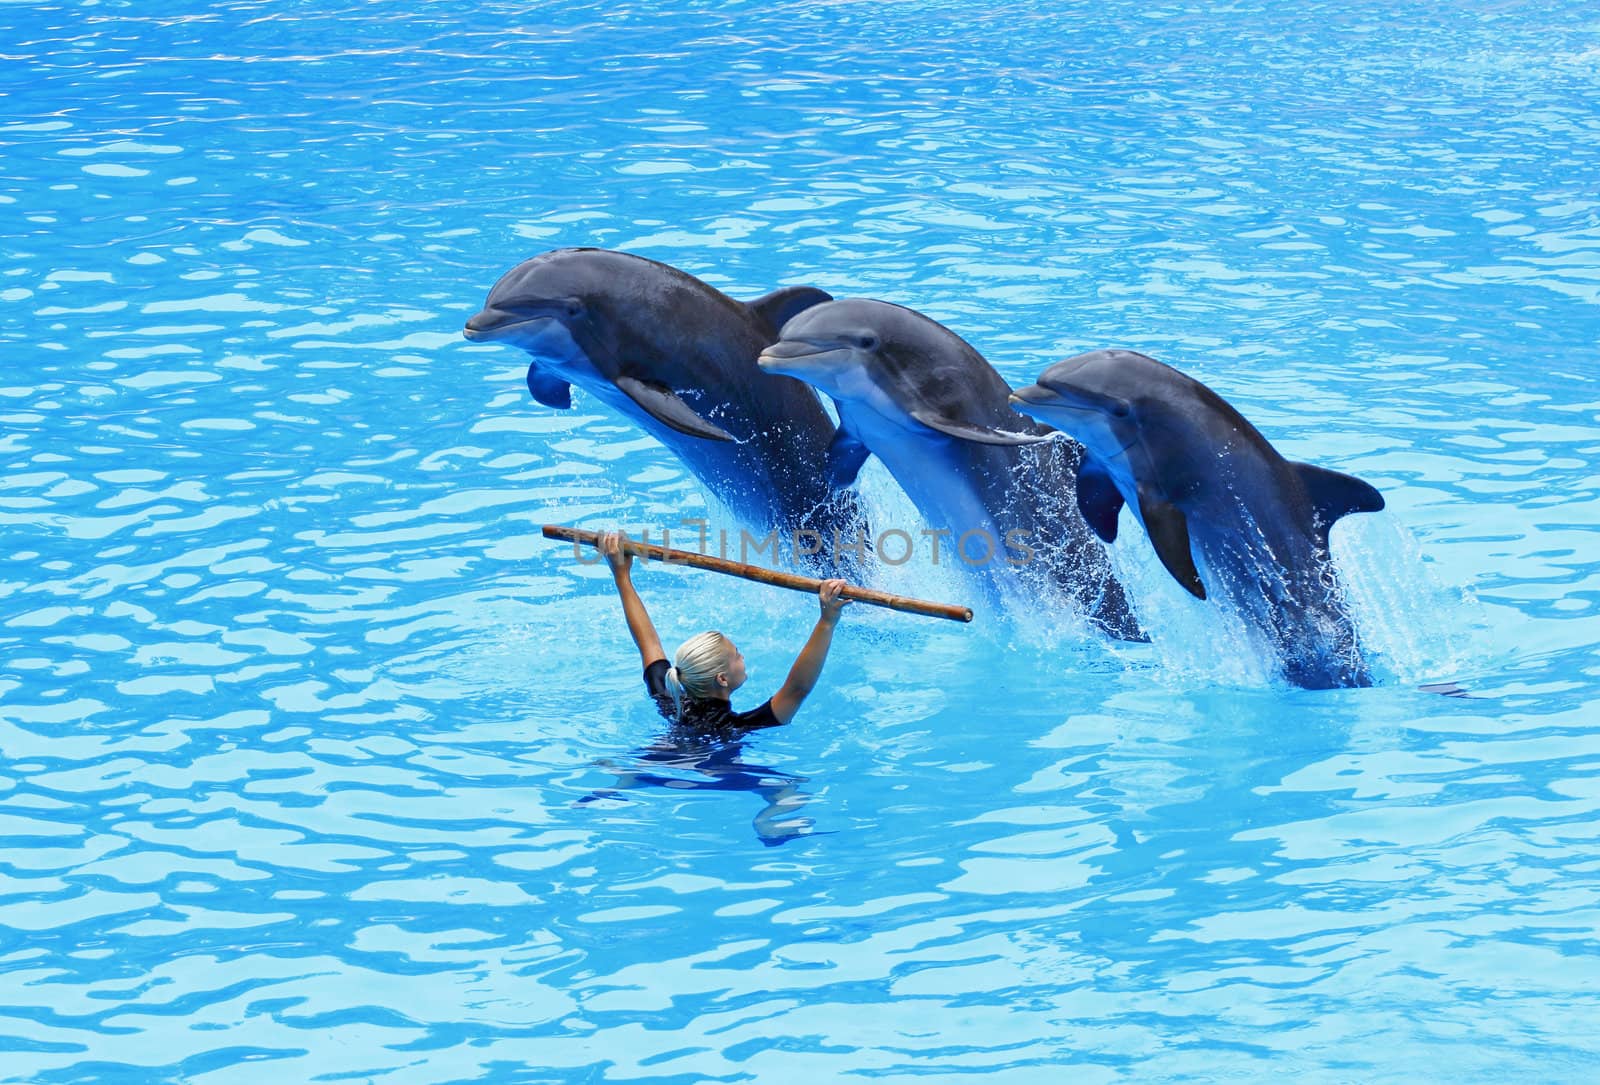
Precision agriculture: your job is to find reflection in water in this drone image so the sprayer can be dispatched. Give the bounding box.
[579,726,819,847]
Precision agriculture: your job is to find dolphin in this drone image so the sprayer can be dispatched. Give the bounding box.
[1001,348,1385,689]
[465,248,864,559]
[757,298,1142,639]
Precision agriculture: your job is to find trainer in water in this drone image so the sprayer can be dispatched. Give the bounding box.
[997,348,1386,689]
[596,531,850,729]
[464,248,865,567]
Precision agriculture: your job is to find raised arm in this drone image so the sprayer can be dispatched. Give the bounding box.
[768,579,850,725]
[599,531,665,667]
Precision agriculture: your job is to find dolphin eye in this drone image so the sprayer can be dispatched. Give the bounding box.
[564,299,584,318]
[1111,403,1131,418]
[856,335,878,351]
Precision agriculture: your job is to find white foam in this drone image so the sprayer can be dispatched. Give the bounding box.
[1331,512,1496,685]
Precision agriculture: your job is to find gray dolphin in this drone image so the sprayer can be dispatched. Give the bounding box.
[1003,348,1385,689]
[758,298,1141,639]
[465,248,863,555]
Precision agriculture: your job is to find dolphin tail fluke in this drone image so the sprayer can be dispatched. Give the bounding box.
[1087,578,1147,642]
[745,285,834,333]
[614,376,736,442]
[1283,645,1375,690]
[1293,462,1386,544]
[1137,490,1207,600]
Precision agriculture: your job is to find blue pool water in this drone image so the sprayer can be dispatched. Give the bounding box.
[4,0,1600,1080]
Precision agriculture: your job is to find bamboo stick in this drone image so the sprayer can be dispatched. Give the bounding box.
[542,524,974,624]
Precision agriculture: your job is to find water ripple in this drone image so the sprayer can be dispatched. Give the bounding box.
[2,0,1599,1081]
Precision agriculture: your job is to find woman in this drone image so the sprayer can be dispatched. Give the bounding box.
[596,531,850,729]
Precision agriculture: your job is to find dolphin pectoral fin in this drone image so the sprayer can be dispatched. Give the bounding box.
[1293,462,1386,537]
[824,427,872,490]
[1076,459,1124,543]
[909,409,1053,446]
[526,367,573,409]
[745,286,834,333]
[614,376,735,442]
[1137,491,1206,600]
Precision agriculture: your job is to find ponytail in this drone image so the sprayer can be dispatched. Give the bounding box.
[664,631,733,719]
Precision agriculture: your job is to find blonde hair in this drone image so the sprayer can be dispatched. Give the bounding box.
[664,631,734,717]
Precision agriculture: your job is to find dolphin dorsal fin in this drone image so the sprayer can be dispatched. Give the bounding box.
[526,368,572,410]
[824,425,872,490]
[1292,462,1385,542]
[1076,458,1124,543]
[1136,488,1206,600]
[745,286,833,333]
[615,376,735,442]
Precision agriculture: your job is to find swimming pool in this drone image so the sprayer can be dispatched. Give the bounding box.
[4,0,1599,1080]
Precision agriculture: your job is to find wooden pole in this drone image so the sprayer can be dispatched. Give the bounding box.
[542,524,974,624]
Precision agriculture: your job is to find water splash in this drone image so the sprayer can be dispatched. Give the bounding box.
[1333,511,1496,685]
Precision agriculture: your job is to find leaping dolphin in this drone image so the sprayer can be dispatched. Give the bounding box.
[465,248,864,558]
[1001,348,1385,689]
[758,298,1141,639]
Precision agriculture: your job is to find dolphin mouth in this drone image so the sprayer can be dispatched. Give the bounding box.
[1011,389,1137,456]
[1009,387,1070,411]
[757,338,846,372]
[463,310,554,342]
[1009,387,1053,406]
[1010,386,1100,412]
[463,312,508,341]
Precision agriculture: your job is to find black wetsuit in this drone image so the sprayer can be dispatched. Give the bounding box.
[643,658,781,731]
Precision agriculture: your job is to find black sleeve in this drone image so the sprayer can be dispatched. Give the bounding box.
[731,699,782,730]
[643,658,672,713]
